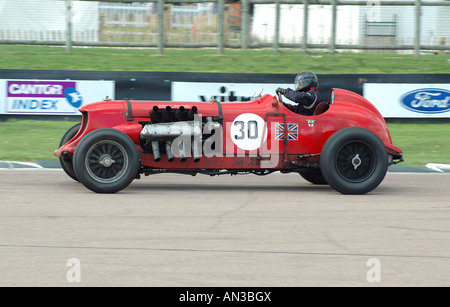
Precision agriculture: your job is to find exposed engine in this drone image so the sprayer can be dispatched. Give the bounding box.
[139,105,221,162]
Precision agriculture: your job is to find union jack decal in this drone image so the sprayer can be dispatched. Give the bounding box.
[275,123,298,141]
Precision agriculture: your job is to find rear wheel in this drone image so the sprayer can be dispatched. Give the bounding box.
[320,127,388,194]
[73,128,140,193]
[299,168,327,185]
[59,122,81,181]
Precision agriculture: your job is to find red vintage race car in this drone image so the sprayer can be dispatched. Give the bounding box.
[54,88,403,194]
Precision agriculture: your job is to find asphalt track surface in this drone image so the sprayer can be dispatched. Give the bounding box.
[0,169,449,287]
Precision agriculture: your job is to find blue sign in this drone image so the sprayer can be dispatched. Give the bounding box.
[64,87,83,108]
[400,88,450,114]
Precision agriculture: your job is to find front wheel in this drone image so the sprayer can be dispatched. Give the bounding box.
[73,128,140,193]
[59,122,81,181]
[320,127,388,194]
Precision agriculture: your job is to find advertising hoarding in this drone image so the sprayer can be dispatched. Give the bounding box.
[171,82,293,104]
[174,81,450,119]
[0,79,115,115]
[363,83,450,118]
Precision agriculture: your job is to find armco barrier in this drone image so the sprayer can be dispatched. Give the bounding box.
[0,69,449,119]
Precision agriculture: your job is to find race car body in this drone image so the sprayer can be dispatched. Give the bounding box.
[55,88,403,194]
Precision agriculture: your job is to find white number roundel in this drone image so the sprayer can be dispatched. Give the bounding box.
[230,113,267,150]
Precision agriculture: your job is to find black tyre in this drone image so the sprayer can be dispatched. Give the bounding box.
[73,128,140,193]
[59,122,81,181]
[299,168,328,185]
[320,127,388,194]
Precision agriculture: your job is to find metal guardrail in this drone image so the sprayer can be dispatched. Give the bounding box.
[0,0,449,56]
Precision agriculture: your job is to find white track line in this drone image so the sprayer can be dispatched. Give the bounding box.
[426,163,450,173]
[0,160,43,169]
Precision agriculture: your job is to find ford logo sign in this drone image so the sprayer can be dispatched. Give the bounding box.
[400,88,450,114]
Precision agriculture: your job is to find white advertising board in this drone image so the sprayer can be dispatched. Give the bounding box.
[363,83,450,118]
[0,79,115,115]
[171,82,292,104]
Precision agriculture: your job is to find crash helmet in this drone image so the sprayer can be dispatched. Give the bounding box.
[294,71,318,91]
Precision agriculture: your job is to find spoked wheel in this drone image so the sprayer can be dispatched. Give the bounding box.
[85,140,129,184]
[73,128,139,193]
[59,122,81,181]
[335,140,376,183]
[320,127,388,194]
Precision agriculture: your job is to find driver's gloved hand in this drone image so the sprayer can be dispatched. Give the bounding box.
[276,87,286,94]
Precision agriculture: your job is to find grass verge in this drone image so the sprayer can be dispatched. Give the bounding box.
[0,45,449,74]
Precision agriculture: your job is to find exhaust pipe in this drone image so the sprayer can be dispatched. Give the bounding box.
[150,106,160,122]
[192,140,200,162]
[179,141,187,162]
[151,140,161,162]
[163,106,172,121]
[165,140,174,162]
[188,106,197,120]
[176,106,186,120]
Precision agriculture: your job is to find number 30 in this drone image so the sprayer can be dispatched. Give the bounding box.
[234,120,258,140]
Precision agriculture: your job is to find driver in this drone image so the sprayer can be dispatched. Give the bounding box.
[276,71,321,116]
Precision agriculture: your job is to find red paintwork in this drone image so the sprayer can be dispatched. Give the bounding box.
[54,88,403,170]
